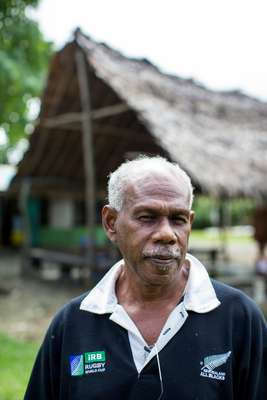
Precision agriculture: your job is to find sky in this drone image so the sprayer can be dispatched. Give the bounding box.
[31,0,267,101]
[0,164,16,191]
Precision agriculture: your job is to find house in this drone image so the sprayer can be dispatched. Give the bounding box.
[10,29,267,278]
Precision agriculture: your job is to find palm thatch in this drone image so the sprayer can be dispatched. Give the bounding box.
[12,29,267,199]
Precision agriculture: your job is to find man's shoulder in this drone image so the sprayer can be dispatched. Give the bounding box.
[212,278,253,305]
[211,279,266,323]
[57,291,90,315]
[211,279,246,298]
[49,292,91,329]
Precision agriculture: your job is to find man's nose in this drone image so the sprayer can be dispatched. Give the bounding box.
[152,218,177,244]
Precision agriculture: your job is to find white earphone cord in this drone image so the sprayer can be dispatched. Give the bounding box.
[155,343,164,400]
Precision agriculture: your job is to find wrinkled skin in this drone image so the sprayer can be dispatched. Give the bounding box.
[102,172,194,294]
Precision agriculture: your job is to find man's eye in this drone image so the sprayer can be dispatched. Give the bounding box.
[172,216,187,224]
[139,215,154,221]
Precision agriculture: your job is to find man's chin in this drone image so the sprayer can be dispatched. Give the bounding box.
[146,257,182,272]
[142,261,180,284]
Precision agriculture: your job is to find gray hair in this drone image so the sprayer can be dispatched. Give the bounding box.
[108,156,194,211]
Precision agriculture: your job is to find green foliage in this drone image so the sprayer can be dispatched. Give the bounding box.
[0,332,39,399]
[193,196,255,229]
[193,196,217,229]
[0,0,53,163]
[0,1,39,15]
[228,198,255,225]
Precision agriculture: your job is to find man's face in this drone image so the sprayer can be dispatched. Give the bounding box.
[103,172,194,287]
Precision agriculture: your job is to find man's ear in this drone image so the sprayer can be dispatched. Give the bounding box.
[102,205,118,243]
[189,210,195,228]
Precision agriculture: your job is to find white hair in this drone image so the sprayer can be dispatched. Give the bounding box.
[108,156,194,211]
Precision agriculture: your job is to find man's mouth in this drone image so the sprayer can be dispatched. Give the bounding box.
[143,250,181,271]
[143,250,181,260]
[151,254,177,260]
[149,257,175,270]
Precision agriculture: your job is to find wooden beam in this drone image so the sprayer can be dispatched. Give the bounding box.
[34,122,153,143]
[75,48,96,275]
[93,103,129,120]
[30,248,87,266]
[39,103,129,128]
[40,112,82,128]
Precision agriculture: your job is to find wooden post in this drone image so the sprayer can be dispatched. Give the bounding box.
[219,198,230,263]
[75,48,96,277]
[19,178,32,276]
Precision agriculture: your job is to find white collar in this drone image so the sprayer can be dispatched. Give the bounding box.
[80,254,220,314]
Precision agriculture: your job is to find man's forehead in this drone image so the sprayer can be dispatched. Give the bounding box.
[132,199,190,214]
[123,172,190,207]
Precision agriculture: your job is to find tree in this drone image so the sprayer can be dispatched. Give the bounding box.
[0,0,53,163]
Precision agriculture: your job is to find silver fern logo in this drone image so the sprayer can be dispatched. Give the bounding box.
[200,351,231,381]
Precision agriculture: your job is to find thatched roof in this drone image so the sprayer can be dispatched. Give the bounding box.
[12,29,267,199]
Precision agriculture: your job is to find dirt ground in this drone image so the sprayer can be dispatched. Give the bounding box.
[0,251,85,341]
[0,241,264,343]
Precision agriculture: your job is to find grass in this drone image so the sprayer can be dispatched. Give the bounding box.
[0,333,39,400]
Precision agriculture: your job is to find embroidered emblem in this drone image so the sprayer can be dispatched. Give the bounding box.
[70,355,84,376]
[70,351,106,376]
[200,351,231,381]
[84,351,106,374]
[85,351,106,363]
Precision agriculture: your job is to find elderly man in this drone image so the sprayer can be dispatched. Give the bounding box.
[24,156,267,400]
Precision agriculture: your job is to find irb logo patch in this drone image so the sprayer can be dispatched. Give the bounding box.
[70,355,84,376]
[70,351,107,377]
[85,351,106,363]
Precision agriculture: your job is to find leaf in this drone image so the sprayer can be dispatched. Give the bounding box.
[202,351,231,372]
[0,0,53,162]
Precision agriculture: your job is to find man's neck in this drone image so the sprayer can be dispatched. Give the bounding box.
[115,262,190,345]
[116,261,190,309]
